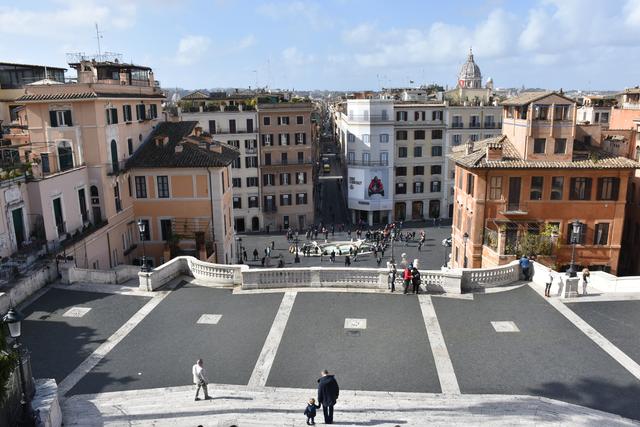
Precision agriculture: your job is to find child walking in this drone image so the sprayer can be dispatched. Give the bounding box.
[304,397,320,425]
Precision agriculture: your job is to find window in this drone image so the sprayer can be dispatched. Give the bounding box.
[232,177,241,188]
[432,129,443,140]
[279,133,289,145]
[139,219,150,241]
[106,107,118,125]
[263,116,270,126]
[362,152,370,163]
[597,177,620,201]
[594,223,610,245]
[114,183,122,212]
[398,147,408,158]
[127,138,133,156]
[41,153,50,173]
[362,134,370,145]
[245,139,257,150]
[280,194,292,206]
[413,182,424,193]
[135,176,147,198]
[247,177,259,187]
[432,110,443,121]
[245,156,258,168]
[452,134,462,146]
[452,115,463,128]
[229,119,236,133]
[298,152,304,164]
[533,138,546,154]
[263,174,275,186]
[396,167,407,176]
[415,111,426,121]
[470,134,479,142]
[160,219,172,241]
[261,134,273,146]
[233,197,242,209]
[413,166,424,175]
[277,116,290,125]
[489,176,502,199]
[380,152,388,164]
[414,130,425,140]
[296,115,304,124]
[248,196,259,208]
[57,141,73,171]
[123,105,132,122]
[280,173,291,185]
[554,105,571,121]
[396,130,408,140]
[231,158,241,169]
[431,165,442,175]
[600,112,609,123]
[347,132,355,143]
[551,177,564,200]
[380,134,389,143]
[533,105,549,120]
[431,146,442,156]
[296,193,308,205]
[347,151,355,163]
[554,138,567,154]
[157,176,170,198]
[264,153,271,165]
[136,104,146,121]
[430,180,441,192]
[396,182,406,194]
[296,172,307,184]
[295,132,306,145]
[49,110,72,127]
[530,176,544,200]
[149,104,158,119]
[466,174,475,195]
[569,177,592,200]
[414,146,422,157]
[396,111,408,121]
[470,115,480,127]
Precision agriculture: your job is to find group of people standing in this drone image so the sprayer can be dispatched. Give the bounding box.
[386,261,422,294]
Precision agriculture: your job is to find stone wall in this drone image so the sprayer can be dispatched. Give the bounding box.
[63,264,140,285]
[460,261,520,291]
[0,263,58,315]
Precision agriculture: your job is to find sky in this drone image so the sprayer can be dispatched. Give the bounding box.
[1,0,640,91]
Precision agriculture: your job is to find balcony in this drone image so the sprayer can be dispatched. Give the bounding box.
[347,159,389,167]
[483,122,501,129]
[212,128,256,135]
[107,160,128,176]
[468,122,481,129]
[345,114,392,123]
[245,147,258,154]
[31,161,86,180]
[451,123,464,128]
[498,201,529,215]
[262,159,313,167]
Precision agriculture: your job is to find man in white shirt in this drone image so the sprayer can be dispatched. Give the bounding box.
[192,359,210,401]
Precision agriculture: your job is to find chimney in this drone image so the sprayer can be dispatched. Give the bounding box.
[486,140,503,161]
[175,144,184,153]
[465,140,475,155]
[154,136,169,146]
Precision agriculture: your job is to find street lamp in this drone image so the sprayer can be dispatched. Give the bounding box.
[442,237,452,268]
[137,219,148,272]
[235,236,243,264]
[3,307,35,427]
[567,220,582,278]
[390,228,397,263]
[463,232,469,268]
[294,232,300,263]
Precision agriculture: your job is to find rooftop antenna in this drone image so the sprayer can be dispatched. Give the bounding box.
[95,23,104,56]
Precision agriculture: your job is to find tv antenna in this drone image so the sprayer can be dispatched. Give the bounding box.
[95,23,104,56]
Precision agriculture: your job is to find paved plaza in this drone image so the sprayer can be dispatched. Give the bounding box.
[18,276,640,425]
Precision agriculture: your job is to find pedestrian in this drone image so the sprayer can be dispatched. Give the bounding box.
[519,255,531,281]
[261,257,265,267]
[253,248,259,261]
[344,255,351,266]
[582,268,590,295]
[278,259,285,268]
[243,249,247,262]
[376,254,382,266]
[304,398,321,425]
[271,240,275,250]
[403,264,412,294]
[388,261,397,292]
[330,250,336,263]
[192,359,210,401]
[545,270,554,297]
[317,370,339,424]
[412,265,421,294]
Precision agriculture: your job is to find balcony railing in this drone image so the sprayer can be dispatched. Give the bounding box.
[56,221,66,236]
[60,219,108,249]
[346,114,392,123]
[212,128,256,135]
[451,123,464,128]
[263,159,313,166]
[347,159,389,167]
[468,122,481,128]
[499,201,529,215]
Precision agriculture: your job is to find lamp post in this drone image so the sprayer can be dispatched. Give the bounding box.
[3,307,35,427]
[442,237,452,267]
[390,228,397,263]
[463,232,469,268]
[235,236,243,264]
[137,219,148,272]
[567,220,581,278]
[294,232,300,263]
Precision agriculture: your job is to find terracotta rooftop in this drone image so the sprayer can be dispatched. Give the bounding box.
[451,135,640,170]
[126,121,239,169]
[501,91,575,106]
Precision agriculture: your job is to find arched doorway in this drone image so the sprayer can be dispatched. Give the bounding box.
[394,202,405,221]
[429,200,441,219]
[110,140,119,173]
[57,141,73,171]
[251,216,260,231]
[411,201,423,220]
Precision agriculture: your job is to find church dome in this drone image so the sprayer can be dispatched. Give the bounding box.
[458,48,482,89]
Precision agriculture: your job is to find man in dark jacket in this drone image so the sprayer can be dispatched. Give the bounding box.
[317,370,339,424]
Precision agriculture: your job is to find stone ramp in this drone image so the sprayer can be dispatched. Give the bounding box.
[62,383,639,426]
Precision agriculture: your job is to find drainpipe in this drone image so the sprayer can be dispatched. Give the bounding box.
[207,168,217,262]
[480,169,489,264]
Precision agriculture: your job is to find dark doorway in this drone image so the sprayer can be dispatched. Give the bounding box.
[78,188,88,223]
[235,218,246,233]
[508,177,522,210]
[110,140,119,172]
[429,200,440,219]
[53,197,64,235]
[11,208,25,248]
[251,216,260,231]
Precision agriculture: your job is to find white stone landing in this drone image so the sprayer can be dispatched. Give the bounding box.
[491,321,520,332]
[61,383,639,426]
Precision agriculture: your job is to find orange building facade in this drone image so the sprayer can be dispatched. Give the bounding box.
[451,92,638,274]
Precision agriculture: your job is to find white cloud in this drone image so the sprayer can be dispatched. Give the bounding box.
[282,47,315,66]
[625,0,640,26]
[342,23,375,44]
[176,35,211,65]
[257,1,330,30]
[237,34,256,49]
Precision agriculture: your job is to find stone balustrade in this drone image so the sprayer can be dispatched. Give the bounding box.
[138,256,245,291]
[460,261,520,291]
[63,264,140,285]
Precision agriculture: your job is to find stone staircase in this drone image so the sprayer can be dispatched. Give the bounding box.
[62,383,639,426]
